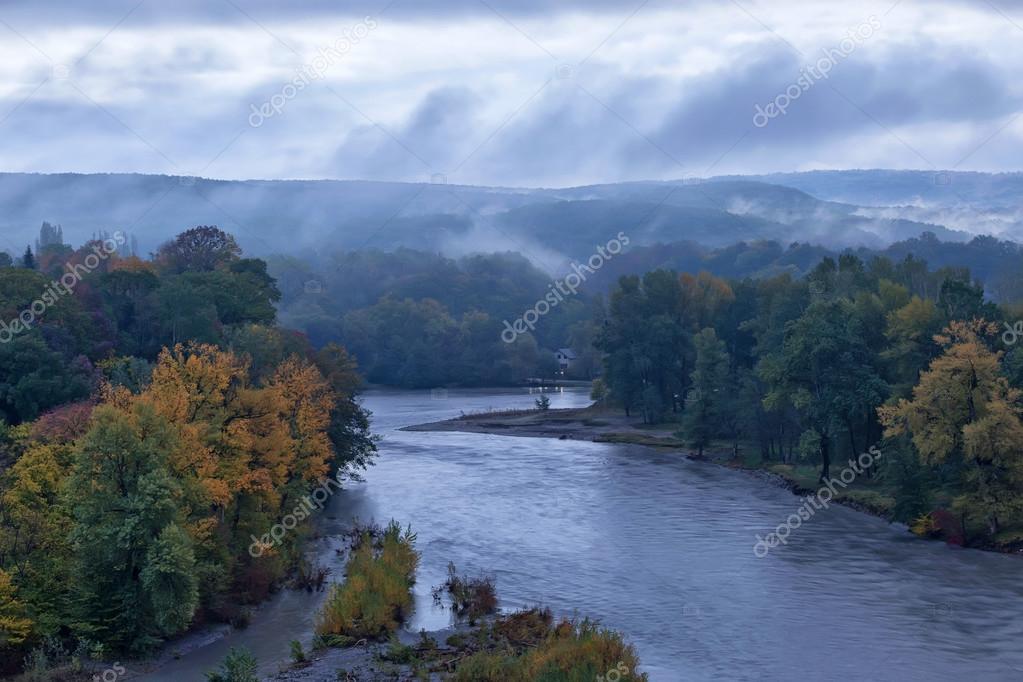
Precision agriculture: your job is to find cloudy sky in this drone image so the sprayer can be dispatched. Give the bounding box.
[0,0,1021,187]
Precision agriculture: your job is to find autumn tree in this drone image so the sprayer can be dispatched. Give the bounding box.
[0,441,75,637]
[879,320,1023,537]
[0,568,32,648]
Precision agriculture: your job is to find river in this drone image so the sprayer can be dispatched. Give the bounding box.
[140,386,1023,681]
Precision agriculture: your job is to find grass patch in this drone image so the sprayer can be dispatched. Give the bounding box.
[459,408,544,420]
[593,433,683,447]
[840,489,895,516]
[451,609,648,682]
[369,608,649,681]
[316,521,419,641]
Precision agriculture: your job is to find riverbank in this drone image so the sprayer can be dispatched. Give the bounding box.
[404,403,885,505]
[405,403,1022,552]
[402,403,685,448]
[268,625,469,681]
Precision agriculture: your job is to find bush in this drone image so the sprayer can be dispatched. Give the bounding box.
[316,521,418,641]
[205,647,258,682]
[289,640,306,664]
[431,562,498,624]
[452,611,647,681]
[535,394,551,411]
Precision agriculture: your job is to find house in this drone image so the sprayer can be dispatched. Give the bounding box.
[555,347,577,374]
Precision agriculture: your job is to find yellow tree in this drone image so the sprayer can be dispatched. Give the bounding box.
[138,344,336,581]
[879,320,1023,536]
[267,357,335,486]
[0,442,74,636]
[0,568,32,647]
[144,343,248,510]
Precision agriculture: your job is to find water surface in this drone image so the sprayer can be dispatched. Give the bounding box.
[144,387,1023,681]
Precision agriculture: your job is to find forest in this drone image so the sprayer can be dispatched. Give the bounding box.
[267,232,1023,390]
[595,254,1023,545]
[269,249,600,386]
[0,227,375,674]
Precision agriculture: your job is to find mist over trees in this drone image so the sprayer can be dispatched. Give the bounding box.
[269,249,596,387]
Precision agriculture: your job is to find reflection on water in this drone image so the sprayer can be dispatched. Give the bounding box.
[141,387,1023,681]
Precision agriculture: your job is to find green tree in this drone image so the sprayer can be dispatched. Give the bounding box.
[67,403,198,653]
[0,335,95,424]
[762,300,886,481]
[681,328,730,456]
[156,226,241,274]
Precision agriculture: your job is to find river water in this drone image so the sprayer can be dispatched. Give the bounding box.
[140,387,1023,681]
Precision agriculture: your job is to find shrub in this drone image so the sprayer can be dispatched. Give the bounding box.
[205,647,258,682]
[289,640,306,664]
[452,611,647,682]
[316,521,418,641]
[378,635,416,664]
[431,562,498,624]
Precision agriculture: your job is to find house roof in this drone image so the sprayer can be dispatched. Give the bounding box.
[557,347,577,359]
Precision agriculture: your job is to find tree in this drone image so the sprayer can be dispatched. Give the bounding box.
[597,273,689,422]
[36,221,64,251]
[879,320,1023,537]
[0,568,32,647]
[0,336,96,424]
[681,328,730,457]
[20,246,35,270]
[67,403,198,653]
[762,300,886,481]
[156,226,241,274]
[0,440,75,637]
[883,295,941,396]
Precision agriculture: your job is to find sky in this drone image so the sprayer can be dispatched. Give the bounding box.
[0,0,1021,187]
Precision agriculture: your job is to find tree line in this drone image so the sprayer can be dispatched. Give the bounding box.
[269,249,600,387]
[596,254,1023,545]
